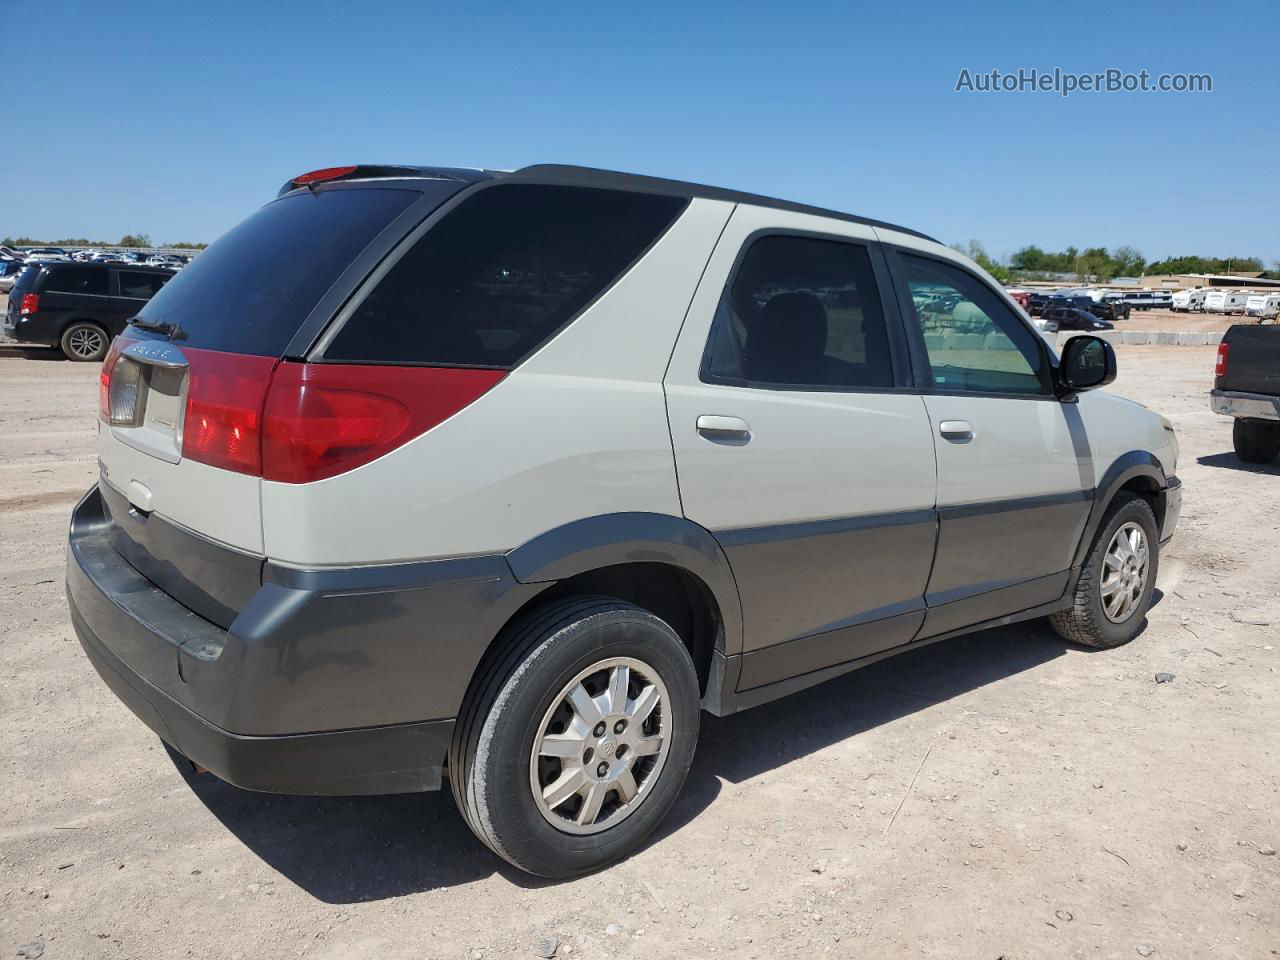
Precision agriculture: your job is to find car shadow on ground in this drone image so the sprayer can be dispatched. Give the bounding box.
[175,616,1122,903]
[1195,452,1280,474]
[0,343,64,360]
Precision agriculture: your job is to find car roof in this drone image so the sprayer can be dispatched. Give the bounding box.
[277,163,938,243]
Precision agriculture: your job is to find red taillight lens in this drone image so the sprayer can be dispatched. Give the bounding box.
[98,336,133,422]
[19,293,39,315]
[181,349,277,475]
[261,363,504,483]
[291,165,358,186]
[1215,342,1229,378]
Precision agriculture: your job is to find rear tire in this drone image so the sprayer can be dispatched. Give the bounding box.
[1233,419,1280,464]
[60,322,109,362]
[449,596,700,878]
[1051,493,1159,649]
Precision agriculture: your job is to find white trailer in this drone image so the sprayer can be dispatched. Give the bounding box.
[1245,294,1280,321]
[1171,288,1208,312]
[1204,290,1250,315]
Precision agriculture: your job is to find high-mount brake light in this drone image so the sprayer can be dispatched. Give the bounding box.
[1215,342,1229,379]
[291,166,359,186]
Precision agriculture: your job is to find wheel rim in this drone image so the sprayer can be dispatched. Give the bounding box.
[68,327,104,359]
[529,656,672,836]
[1101,521,1150,623]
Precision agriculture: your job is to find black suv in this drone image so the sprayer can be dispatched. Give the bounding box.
[4,262,172,360]
[1088,299,1131,322]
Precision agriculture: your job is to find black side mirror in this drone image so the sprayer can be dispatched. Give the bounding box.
[1057,334,1116,397]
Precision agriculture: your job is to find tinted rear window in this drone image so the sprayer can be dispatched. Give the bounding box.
[323,184,687,367]
[12,266,42,294]
[132,187,422,356]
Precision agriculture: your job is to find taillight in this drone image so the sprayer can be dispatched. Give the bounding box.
[261,363,504,483]
[19,293,39,315]
[1215,342,1229,379]
[181,349,277,475]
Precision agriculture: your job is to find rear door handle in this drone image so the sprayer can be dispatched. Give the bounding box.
[938,420,974,441]
[697,415,751,443]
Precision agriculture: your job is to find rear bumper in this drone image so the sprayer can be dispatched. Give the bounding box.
[73,606,455,795]
[66,485,544,795]
[1210,389,1280,422]
[2,313,58,346]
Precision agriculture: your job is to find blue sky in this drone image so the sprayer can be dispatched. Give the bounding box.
[5,0,1277,265]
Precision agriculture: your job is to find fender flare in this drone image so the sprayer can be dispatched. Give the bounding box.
[1072,450,1168,568]
[505,512,744,656]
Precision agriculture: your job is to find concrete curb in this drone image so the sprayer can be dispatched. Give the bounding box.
[1054,330,1223,348]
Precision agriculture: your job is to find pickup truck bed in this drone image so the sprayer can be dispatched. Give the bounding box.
[1211,325,1280,462]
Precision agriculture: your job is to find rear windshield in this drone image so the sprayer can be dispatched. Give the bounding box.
[322,184,688,367]
[12,265,43,295]
[131,187,424,356]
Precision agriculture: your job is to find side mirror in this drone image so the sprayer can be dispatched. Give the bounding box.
[1057,334,1116,397]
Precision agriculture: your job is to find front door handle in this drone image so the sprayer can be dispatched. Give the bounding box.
[938,420,974,441]
[697,415,751,443]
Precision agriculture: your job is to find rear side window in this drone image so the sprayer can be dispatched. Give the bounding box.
[117,271,169,300]
[45,267,108,296]
[132,187,425,356]
[323,184,687,367]
[701,234,894,389]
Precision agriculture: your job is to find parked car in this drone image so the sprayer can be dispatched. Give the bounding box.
[67,163,1181,878]
[1087,298,1131,322]
[3,261,172,360]
[1042,306,1114,331]
[1210,324,1280,461]
[0,259,26,293]
[23,246,69,259]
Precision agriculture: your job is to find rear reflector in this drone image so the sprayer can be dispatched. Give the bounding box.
[19,293,39,315]
[261,363,505,483]
[292,165,359,186]
[1215,342,1229,379]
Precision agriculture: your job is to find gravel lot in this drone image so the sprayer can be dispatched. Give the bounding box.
[1,341,1276,960]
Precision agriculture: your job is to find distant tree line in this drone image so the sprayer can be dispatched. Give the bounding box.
[951,241,1277,282]
[2,234,208,250]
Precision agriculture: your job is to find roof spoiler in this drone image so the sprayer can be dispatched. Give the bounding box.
[276,165,497,197]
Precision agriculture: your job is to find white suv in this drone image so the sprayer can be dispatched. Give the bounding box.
[67,163,1181,877]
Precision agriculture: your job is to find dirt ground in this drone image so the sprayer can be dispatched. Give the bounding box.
[1,340,1276,960]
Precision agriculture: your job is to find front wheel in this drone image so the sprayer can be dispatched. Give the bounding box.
[449,597,700,878]
[1051,493,1159,648]
[60,322,109,362]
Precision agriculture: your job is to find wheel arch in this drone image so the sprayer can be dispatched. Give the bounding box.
[501,512,744,705]
[1072,451,1168,569]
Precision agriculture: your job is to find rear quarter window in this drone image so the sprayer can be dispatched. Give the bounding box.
[44,266,109,296]
[322,184,688,367]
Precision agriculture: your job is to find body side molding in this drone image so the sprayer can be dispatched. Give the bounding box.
[505,512,745,657]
